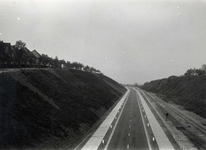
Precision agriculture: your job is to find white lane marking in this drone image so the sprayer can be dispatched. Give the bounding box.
[104,90,130,150]
[128,133,130,136]
[127,144,129,149]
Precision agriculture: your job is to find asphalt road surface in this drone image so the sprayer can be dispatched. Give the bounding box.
[106,88,149,150]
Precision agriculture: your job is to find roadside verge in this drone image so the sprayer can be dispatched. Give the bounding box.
[80,87,130,150]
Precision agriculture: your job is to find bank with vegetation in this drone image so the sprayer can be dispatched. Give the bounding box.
[140,67,206,119]
[0,69,126,149]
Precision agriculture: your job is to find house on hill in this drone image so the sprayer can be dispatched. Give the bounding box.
[3,43,12,54]
[41,54,53,68]
[32,50,41,58]
[32,50,41,66]
[23,48,36,67]
[0,42,12,67]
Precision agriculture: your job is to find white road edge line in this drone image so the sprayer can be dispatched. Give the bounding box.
[127,144,129,149]
[103,89,130,150]
[134,87,152,150]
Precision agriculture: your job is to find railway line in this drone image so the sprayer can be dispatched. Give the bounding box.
[137,88,206,150]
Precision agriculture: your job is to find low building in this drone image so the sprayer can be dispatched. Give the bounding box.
[32,50,41,58]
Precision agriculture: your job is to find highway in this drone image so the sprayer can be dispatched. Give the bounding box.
[105,88,150,150]
[81,87,175,150]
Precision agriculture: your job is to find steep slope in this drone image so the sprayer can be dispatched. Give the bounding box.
[0,69,126,149]
[141,75,206,119]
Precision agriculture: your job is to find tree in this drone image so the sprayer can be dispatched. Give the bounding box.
[77,63,84,70]
[59,59,66,68]
[54,56,59,68]
[89,67,96,73]
[71,62,84,70]
[40,54,51,67]
[185,68,195,76]
[184,68,205,76]
[202,64,206,72]
[15,40,26,49]
[95,69,101,74]
[65,61,71,69]
[196,69,205,75]
[83,65,90,71]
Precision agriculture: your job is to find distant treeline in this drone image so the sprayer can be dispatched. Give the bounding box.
[184,64,206,76]
[0,40,102,74]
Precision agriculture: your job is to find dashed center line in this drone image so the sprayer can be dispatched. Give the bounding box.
[127,144,129,149]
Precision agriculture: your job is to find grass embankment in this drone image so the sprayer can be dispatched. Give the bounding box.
[0,69,126,149]
[140,75,206,119]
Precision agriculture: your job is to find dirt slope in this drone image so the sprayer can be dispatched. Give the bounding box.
[140,75,206,119]
[0,69,126,149]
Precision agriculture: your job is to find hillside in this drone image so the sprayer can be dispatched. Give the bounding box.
[140,75,206,119]
[0,69,126,149]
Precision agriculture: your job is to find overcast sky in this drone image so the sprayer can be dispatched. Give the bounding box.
[1,0,206,84]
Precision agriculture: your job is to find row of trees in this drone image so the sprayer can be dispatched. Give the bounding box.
[0,40,102,74]
[64,61,101,73]
[0,40,64,68]
[184,64,206,76]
